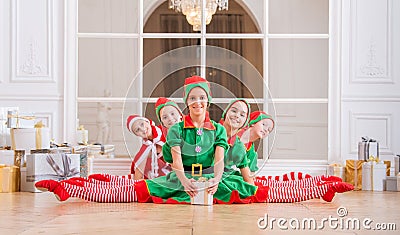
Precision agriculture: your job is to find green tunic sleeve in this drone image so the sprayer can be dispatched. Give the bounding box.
[246,144,259,172]
[225,137,248,169]
[213,122,229,151]
[162,122,183,163]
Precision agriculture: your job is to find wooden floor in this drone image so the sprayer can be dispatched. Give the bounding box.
[0,191,399,234]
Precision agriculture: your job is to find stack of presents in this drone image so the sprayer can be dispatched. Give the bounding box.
[328,136,400,192]
[0,107,115,193]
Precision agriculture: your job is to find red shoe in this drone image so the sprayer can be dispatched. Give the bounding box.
[322,175,343,182]
[35,180,70,201]
[61,178,85,187]
[321,182,354,202]
[88,174,111,182]
[35,180,60,192]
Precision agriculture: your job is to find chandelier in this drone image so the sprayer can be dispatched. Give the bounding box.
[169,0,229,31]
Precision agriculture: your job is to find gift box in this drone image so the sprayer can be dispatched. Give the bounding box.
[394,155,400,176]
[362,161,386,191]
[87,144,115,158]
[10,127,50,152]
[190,179,213,206]
[76,125,89,145]
[345,160,365,190]
[20,167,41,193]
[25,153,80,189]
[327,163,345,180]
[358,136,379,160]
[0,165,20,192]
[385,176,400,192]
[0,150,14,166]
[73,146,88,177]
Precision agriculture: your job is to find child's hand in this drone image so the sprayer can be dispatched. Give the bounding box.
[207,178,220,195]
[182,178,198,197]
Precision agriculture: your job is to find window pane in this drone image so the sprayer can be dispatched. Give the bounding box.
[206,39,263,98]
[207,0,263,34]
[268,103,328,160]
[78,102,140,158]
[143,39,200,98]
[78,38,138,97]
[78,0,138,33]
[269,0,329,34]
[144,1,197,33]
[268,39,328,98]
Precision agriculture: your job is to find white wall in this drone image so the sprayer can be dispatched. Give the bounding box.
[1,0,399,174]
[341,0,400,167]
[0,0,65,144]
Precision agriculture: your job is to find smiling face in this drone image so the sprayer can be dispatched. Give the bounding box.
[224,101,249,131]
[186,87,208,116]
[250,118,274,140]
[160,105,182,129]
[131,119,151,139]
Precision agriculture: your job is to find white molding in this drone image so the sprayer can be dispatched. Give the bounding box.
[88,158,132,176]
[0,96,62,101]
[342,97,400,102]
[349,111,392,154]
[64,0,77,144]
[11,0,55,82]
[350,0,392,83]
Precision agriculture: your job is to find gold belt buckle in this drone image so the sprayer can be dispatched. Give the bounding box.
[192,163,202,177]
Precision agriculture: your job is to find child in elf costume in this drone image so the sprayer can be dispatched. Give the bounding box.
[128,98,183,180]
[35,76,353,203]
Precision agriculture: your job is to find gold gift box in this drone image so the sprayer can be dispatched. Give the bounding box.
[345,160,365,191]
[345,159,391,191]
[0,165,20,192]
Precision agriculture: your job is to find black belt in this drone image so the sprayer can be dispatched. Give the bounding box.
[183,164,213,176]
[183,164,231,176]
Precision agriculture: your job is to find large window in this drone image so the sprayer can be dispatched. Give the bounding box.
[75,0,330,165]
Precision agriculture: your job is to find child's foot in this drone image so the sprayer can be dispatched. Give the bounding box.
[322,175,343,182]
[35,180,70,201]
[35,179,60,192]
[322,182,354,202]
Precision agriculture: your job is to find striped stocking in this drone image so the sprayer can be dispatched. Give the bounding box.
[266,181,354,203]
[60,181,138,203]
[260,172,312,181]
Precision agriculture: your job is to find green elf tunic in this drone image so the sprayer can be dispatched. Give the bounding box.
[135,114,268,204]
[246,143,259,172]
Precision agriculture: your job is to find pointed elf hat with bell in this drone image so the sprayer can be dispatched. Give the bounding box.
[126,114,152,133]
[183,75,212,104]
[154,97,183,123]
[221,98,251,128]
[249,111,275,129]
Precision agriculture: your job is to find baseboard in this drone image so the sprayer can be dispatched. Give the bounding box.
[87,158,330,177]
[88,158,132,176]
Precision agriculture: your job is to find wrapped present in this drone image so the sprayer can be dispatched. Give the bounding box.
[73,145,88,177]
[20,167,40,193]
[0,150,14,166]
[327,163,345,180]
[358,136,379,160]
[10,122,50,152]
[362,160,386,191]
[76,125,89,145]
[190,177,213,206]
[383,160,391,176]
[394,155,400,176]
[0,165,20,193]
[385,175,400,192]
[5,110,35,128]
[26,153,80,187]
[87,144,115,158]
[345,160,365,190]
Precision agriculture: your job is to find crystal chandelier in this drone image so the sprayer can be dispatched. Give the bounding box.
[169,0,229,31]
